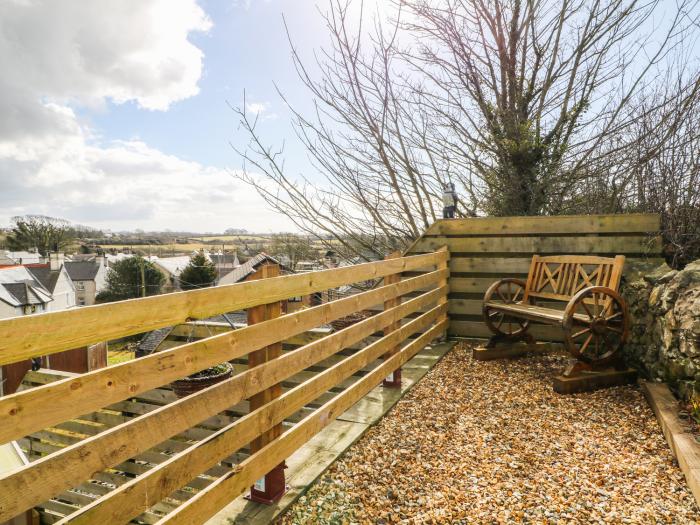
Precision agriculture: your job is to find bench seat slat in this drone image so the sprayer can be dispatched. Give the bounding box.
[484,302,588,325]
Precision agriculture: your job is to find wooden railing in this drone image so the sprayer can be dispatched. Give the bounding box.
[0,248,449,524]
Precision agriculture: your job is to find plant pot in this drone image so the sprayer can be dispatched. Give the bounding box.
[170,362,234,398]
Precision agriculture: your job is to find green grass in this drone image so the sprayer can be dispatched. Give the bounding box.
[107,340,135,365]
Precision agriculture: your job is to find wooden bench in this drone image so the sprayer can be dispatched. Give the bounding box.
[482,255,629,367]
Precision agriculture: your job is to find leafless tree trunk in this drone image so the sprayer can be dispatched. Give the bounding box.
[232,0,700,259]
[402,0,700,215]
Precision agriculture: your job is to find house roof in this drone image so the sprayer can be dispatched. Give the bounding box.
[67,254,98,262]
[136,327,174,356]
[219,253,291,285]
[1,251,42,265]
[0,266,53,307]
[2,283,45,306]
[26,266,61,294]
[153,256,192,277]
[64,261,100,281]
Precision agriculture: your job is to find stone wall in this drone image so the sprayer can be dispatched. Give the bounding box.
[622,260,700,401]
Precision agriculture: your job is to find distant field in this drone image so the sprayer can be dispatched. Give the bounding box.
[194,235,270,242]
[98,243,223,253]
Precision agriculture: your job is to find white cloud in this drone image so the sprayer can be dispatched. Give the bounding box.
[0,0,212,116]
[0,0,292,232]
[246,101,278,122]
[246,102,269,115]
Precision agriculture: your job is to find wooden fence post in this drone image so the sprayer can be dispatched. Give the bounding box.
[437,246,450,340]
[382,251,402,388]
[245,262,287,504]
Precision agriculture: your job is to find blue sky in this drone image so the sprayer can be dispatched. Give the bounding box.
[86,1,326,172]
[0,0,344,233]
[1,0,692,233]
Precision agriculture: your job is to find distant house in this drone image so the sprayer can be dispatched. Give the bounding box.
[0,255,80,395]
[0,254,77,319]
[217,253,291,286]
[209,251,240,277]
[24,254,77,312]
[0,250,42,266]
[152,255,193,291]
[64,257,107,306]
[104,252,133,267]
[137,254,301,357]
[0,266,53,318]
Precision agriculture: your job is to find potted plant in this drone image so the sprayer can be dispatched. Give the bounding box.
[170,362,234,398]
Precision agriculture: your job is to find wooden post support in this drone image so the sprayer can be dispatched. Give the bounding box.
[382,251,402,388]
[437,246,450,341]
[245,263,287,504]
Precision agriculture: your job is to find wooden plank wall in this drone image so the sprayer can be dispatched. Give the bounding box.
[405,214,663,341]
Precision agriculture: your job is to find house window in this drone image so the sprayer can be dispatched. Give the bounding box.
[78,298,86,306]
[76,281,85,291]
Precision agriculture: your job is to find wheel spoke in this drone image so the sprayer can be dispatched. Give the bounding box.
[488,310,501,318]
[497,289,507,302]
[605,311,623,322]
[579,334,594,354]
[507,282,512,302]
[594,293,600,317]
[512,287,522,303]
[581,301,594,320]
[495,313,505,328]
[607,325,623,334]
[572,327,591,339]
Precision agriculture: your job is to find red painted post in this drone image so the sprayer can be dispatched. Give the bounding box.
[245,263,287,504]
[382,251,402,388]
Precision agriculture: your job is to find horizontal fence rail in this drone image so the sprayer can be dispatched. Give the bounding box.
[0,251,444,365]
[0,248,449,524]
[405,213,662,341]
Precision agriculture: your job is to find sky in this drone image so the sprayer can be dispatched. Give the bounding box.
[0,0,344,233]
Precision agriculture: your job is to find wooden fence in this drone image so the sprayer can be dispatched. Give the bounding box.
[405,213,662,340]
[0,249,449,524]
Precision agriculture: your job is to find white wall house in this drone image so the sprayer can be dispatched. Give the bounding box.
[0,266,52,318]
[0,255,76,320]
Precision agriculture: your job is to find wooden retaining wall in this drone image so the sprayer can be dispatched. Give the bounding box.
[405,213,663,341]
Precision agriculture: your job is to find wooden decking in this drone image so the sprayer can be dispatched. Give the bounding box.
[205,341,454,525]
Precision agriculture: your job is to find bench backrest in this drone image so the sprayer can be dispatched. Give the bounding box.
[522,255,626,303]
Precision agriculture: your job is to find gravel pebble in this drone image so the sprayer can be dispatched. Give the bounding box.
[277,342,699,524]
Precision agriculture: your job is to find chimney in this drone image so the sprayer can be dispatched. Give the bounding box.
[49,252,64,271]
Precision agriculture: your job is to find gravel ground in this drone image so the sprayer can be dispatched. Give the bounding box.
[277,342,699,524]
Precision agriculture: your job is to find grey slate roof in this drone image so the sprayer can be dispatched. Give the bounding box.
[1,282,46,306]
[136,327,174,357]
[64,261,100,281]
[221,253,291,284]
[27,266,61,294]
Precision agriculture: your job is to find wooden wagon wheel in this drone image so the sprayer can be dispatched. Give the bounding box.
[482,278,535,338]
[562,286,629,365]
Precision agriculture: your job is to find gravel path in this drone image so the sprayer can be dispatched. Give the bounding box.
[278,342,699,524]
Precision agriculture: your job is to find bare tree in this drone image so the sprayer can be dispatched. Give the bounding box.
[625,80,700,268]
[233,0,700,256]
[6,215,74,256]
[233,1,459,259]
[269,233,320,269]
[402,0,700,215]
